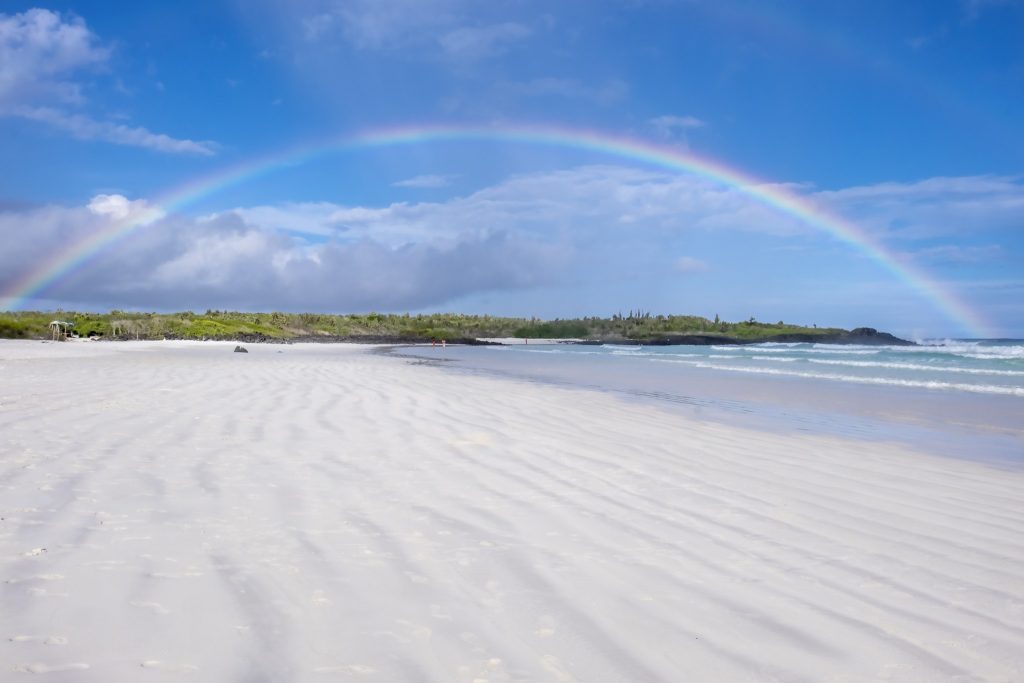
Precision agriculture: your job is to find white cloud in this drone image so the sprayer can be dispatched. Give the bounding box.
[963,0,1018,19]
[674,256,709,273]
[302,12,337,41]
[307,0,459,49]
[232,166,825,249]
[301,1,533,60]
[87,194,155,220]
[0,8,108,106]
[11,105,217,156]
[814,175,1024,240]
[393,174,456,188]
[2,171,1020,319]
[437,21,532,59]
[0,8,216,155]
[647,115,707,151]
[223,202,348,237]
[816,175,1021,201]
[913,244,1004,264]
[0,193,568,311]
[650,115,706,137]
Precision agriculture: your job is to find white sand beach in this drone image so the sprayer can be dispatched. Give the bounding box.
[1,340,1022,682]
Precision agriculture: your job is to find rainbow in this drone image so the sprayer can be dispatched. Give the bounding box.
[0,123,994,336]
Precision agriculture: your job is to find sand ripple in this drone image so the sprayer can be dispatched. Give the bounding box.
[0,340,1021,681]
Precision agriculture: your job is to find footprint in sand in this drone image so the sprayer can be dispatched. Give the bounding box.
[10,635,68,645]
[534,614,557,638]
[85,560,134,572]
[148,571,204,579]
[429,604,452,621]
[395,620,432,640]
[540,655,575,683]
[449,433,495,448]
[458,656,504,683]
[141,660,199,673]
[312,664,375,675]
[130,601,170,615]
[403,571,430,585]
[5,574,64,585]
[13,662,89,674]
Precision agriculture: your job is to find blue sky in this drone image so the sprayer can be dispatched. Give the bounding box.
[0,0,1022,337]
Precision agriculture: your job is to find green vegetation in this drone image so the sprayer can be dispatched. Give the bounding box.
[0,309,841,342]
[513,311,838,340]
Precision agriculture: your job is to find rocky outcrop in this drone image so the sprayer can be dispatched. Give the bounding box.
[288,335,501,346]
[748,328,915,346]
[567,327,915,347]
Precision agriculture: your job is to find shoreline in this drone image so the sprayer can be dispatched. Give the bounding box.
[387,343,1024,467]
[7,327,914,346]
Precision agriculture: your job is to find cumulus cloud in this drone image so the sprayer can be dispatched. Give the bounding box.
[1,170,1020,313]
[0,8,107,106]
[88,194,151,220]
[233,165,815,249]
[0,193,567,311]
[0,8,216,155]
[220,202,347,237]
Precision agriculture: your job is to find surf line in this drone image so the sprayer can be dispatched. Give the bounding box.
[0,122,993,337]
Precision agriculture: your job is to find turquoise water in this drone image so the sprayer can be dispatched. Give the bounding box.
[397,338,1023,462]
[499,339,1024,398]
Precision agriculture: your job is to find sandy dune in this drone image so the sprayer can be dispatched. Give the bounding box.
[0,341,1022,681]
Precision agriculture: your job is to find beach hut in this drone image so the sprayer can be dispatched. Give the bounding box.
[49,320,74,341]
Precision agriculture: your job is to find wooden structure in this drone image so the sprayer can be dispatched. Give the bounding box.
[49,320,74,341]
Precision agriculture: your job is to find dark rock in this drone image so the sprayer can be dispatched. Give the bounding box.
[564,328,915,347]
[287,335,501,345]
[634,335,736,346]
[234,345,248,353]
[830,329,915,346]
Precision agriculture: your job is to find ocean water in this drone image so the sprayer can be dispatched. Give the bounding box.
[395,339,1023,463]
[535,339,1024,398]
